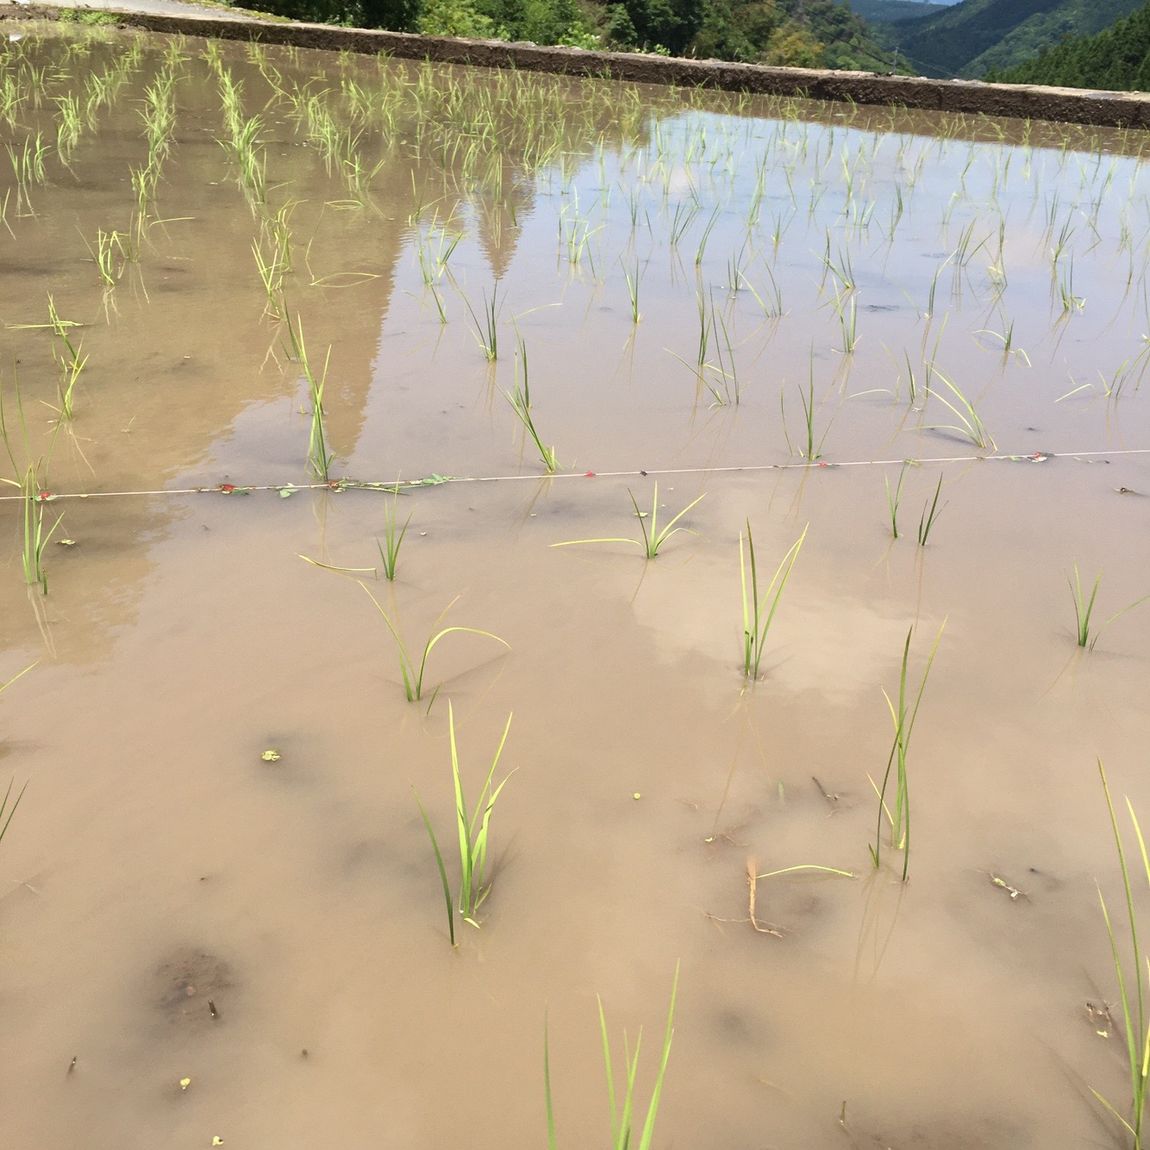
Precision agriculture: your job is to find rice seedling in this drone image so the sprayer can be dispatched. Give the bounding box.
[884,465,906,539]
[375,493,411,582]
[414,703,514,947]
[695,205,721,267]
[1094,760,1150,1147]
[622,257,641,323]
[868,621,944,882]
[551,484,705,560]
[924,369,995,451]
[88,228,130,289]
[506,337,558,473]
[0,775,27,855]
[286,315,333,481]
[740,522,807,681]
[1069,567,1150,651]
[833,288,859,354]
[916,475,944,547]
[7,132,47,215]
[781,364,827,460]
[360,585,509,704]
[252,239,287,319]
[5,465,62,595]
[464,286,501,361]
[545,964,679,1150]
[54,93,83,160]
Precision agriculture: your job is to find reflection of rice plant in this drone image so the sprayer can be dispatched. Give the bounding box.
[552,484,705,560]
[740,522,807,681]
[545,964,679,1150]
[869,622,944,882]
[361,586,509,704]
[415,703,514,947]
[1095,761,1150,1148]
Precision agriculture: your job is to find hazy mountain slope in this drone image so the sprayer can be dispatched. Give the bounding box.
[993,1,1150,88]
[881,0,1146,77]
[847,0,947,23]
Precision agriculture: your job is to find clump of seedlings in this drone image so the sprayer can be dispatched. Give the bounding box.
[376,492,411,582]
[1069,566,1150,651]
[415,703,514,947]
[286,314,333,481]
[869,622,945,882]
[506,336,558,473]
[360,586,509,705]
[545,964,679,1150]
[1095,760,1150,1147]
[551,484,705,559]
[739,522,807,681]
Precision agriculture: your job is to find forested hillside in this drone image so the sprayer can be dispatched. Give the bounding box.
[991,1,1150,88]
[877,0,1146,77]
[847,0,945,24]
[255,0,897,71]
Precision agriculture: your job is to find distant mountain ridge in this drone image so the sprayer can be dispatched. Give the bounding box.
[874,0,1147,77]
[847,0,948,24]
[992,1,1150,88]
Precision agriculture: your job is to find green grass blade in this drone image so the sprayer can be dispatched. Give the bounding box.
[637,962,679,1150]
[414,789,455,947]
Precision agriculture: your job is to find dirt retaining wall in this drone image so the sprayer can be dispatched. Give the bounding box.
[7,4,1150,130]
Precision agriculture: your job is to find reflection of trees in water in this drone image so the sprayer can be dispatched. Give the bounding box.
[2,31,1140,658]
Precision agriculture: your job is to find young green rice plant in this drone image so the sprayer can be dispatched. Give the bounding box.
[464,285,500,361]
[89,228,129,289]
[1094,760,1150,1147]
[916,474,944,547]
[414,703,513,947]
[0,774,27,856]
[5,465,62,594]
[375,493,411,582]
[506,337,558,473]
[694,205,720,267]
[924,369,995,451]
[360,585,509,704]
[545,964,679,1150]
[868,622,944,882]
[551,484,705,560]
[740,522,808,681]
[833,288,859,354]
[55,92,83,161]
[286,315,333,481]
[622,257,641,324]
[885,465,906,539]
[780,363,827,460]
[7,131,47,215]
[1069,567,1150,651]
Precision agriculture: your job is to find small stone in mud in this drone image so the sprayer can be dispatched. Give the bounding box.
[154,948,234,1025]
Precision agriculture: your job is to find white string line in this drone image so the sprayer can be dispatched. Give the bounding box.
[0,447,1147,503]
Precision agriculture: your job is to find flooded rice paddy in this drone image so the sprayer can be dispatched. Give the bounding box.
[1,24,1150,1150]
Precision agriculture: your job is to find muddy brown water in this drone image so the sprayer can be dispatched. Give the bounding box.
[0,25,1149,1150]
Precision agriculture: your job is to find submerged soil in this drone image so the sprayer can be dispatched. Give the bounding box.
[0,26,1149,1150]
